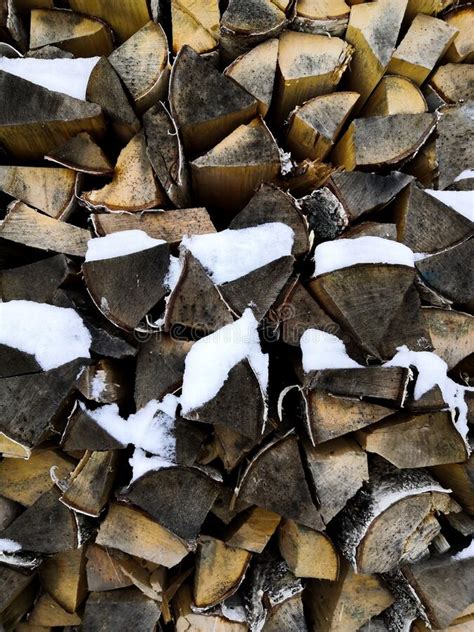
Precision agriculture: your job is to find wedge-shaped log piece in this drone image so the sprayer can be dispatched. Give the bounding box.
[86,544,133,592]
[82,241,170,331]
[135,336,193,408]
[81,130,166,212]
[274,31,353,125]
[305,559,394,631]
[238,435,323,530]
[225,507,280,553]
[0,70,104,160]
[170,45,258,156]
[165,251,233,334]
[310,264,425,359]
[125,467,220,540]
[436,104,474,190]
[287,92,359,162]
[387,14,458,85]
[109,21,169,114]
[292,0,350,36]
[261,592,308,631]
[69,0,150,42]
[422,308,474,371]
[405,0,453,21]
[191,118,281,216]
[39,548,87,613]
[345,0,408,110]
[229,183,309,258]
[332,113,436,170]
[431,452,474,515]
[0,450,74,506]
[219,256,295,321]
[0,166,77,219]
[86,57,140,143]
[194,537,251,608]
[0,565,35,619]
[333,461,459,574]
[395,183,473,254]
[278,520,339,579]
[96,502,189,567]
[430,64,474,104]
[45,131,113,175]
[61,402,125,452]
[28,592,81,627]
[60,450,118,517]
[403,547,474,629]
[0,202,90,257]
[224,38,278,116]
[171,0,219,54]
[82,588,161,632]
[30,8,113,56]
[0,488,77,554]
[444,6,474,63]
[220,0,289,61]
[344,221,397,240]
[143,103,191,208]
[215,423,260,473]
[416,239,474,305]
[303,437,368,523]
[175,584,247,632]
[358,410,469,469]
[328,170,412,221]
[362,75,427,117]
[0,360,84,454]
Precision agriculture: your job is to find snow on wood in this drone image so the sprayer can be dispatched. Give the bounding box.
[85,230,166,262]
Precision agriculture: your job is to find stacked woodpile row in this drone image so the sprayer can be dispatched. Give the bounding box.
[0,0,473,630]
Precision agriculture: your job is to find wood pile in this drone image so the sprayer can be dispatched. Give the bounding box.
[0,1,473,631]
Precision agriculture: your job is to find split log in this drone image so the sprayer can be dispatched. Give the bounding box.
[261,593,308,631]
[225,507,280,553]
[27,592,81,627]
[343,221,398,240]
[333,461,459,574]
[190,117,281,217]
[82,588,161,632]
[169,45,258,157]
[305,559,394,631]
[286,92,359,161]
[45,131,113,175]
[29,8,114,56]
[214,424,261,473]
[69,0,150,43]
[39,548,87,613]
[357,410,469,469]
[345,0,408,110]
[405,137,438,188]
[238,435,324,530]
[387,14,458,85]
[430,63,474,104]
[143,102,191,208]
[292,0,350,36]
[81,130,166,212]
[278,520,339,579]
[332,113,436,170]
[92,208,215,243]
[0,582,38,632]
[273,30,353,125]
[436,103,474,190]
[422,307,474,371]
[174,583,247,632]
[405,0,453,22]
[171,0,219,55]
[431,452,474,515]
[0,70,105,160]
[0,565,36,631]
[444,6,474,63]
[361,75,427,117]
[85,544,133,592]
[109,21,169,114]
[224,38,278,117]
[194,537,251,608]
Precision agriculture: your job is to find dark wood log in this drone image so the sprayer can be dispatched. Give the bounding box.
[82,587,161,632]
[0,254,74,303]
[45,131,113,175]
[69,0,151,43]
[39,548,87,613]
[436,103,474,190]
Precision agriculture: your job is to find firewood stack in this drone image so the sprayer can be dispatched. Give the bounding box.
[0,0,473,630]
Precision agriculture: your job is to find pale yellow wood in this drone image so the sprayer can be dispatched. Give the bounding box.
[96,502,189,568]
[431,64,474,103]
[362,75,427,116]
[278,519,339,579]
[422,308,474,370]
[171,0,219,54]
[0,449,74,506]
[28,593,81,627]
[69,0,150,42]
[226,507,281,553]
[444,7,474,63]
[294,0,350,35]
[0,433,31,459]
[175,584,247,632]
[297,0,349,19]
[39,548,87,613]
[405,0,453,22]
[387,14,458,85]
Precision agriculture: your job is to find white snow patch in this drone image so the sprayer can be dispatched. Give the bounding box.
[452,540,474,561]
[300,329,362,373]
[129,448,174,483]
[385,346,472,448]
[181,223,294,285]
[454,169,474,182]
[85,230,166,262]
[279,148,294,175]
[313,236,415,276]
[425,189,474,222]
[0,301,91,370]
[0,538,21,552]
[180,309,268,414]
[90,369,106,400]
[0,56,100,100]
[164,254,182,291]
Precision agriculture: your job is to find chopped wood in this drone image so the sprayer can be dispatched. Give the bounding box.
[436,103,474,190]
[444,6,474,63]
[85,544,133,592]
[278,520,339,579]
[45,131,113,175]
[175,583,247,632]
[225,507,281,553]
[69,0,150,43]
[430,63,474,104]
[28,592,81,626]
[38,548,87,613]
[361,75,427,117]
[82,587,161,632]
[422,307,474,371]
[171,0,219,55]
[431,452,474,515]
[292,0,350,36]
